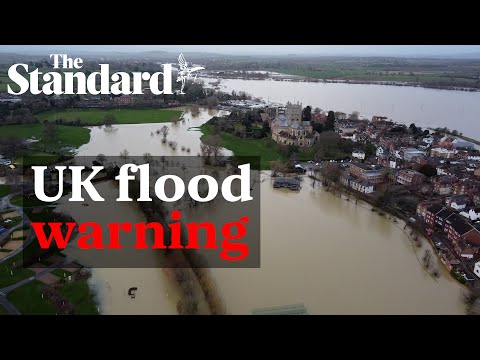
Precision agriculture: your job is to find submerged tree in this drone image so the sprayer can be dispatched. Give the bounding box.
[119,149,129,164]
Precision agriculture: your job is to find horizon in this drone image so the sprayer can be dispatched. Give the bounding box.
[1,45,480,59]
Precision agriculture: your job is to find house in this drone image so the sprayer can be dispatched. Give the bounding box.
[422,136,434,145]
[351,179,374,194]
[430,148,457,158]
[432,176,456,195]
[425,204,444,227]
[372,116,388,122]
[436,208,455,228]
[474,260,480,278]
[352,150,365,160]
[349,163,384,184]
[396,169,426,186]
[340,174,356,187]
[444,214,474,243]
[459,242,478,259]
[376,147,385,157]
[341,174,374,194]
[459,207,480,221]
[395,148,426,161]
[446,195,468,211]
[417,201,435,219]
[113,95,136,106]
[444,215,480,248]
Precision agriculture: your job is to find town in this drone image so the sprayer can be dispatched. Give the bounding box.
[1,49,480,314]
[257,102,480,284]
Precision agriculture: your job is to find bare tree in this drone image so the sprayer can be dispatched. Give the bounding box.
[270,160,288,177]
[203,135,223,160]
[200,142,213,158]
[349,111,360,120]
[103,114,116,127]
[160,125,169,140]
[119,149,129,164]
[96,154,106,165]
[320,162,341,186]
[190,104,200,116]
[143,152,153,164]
[180,163,187,177]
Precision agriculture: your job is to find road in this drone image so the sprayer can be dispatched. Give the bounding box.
[0,192,35,264]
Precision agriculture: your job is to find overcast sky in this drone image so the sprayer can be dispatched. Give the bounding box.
[1,45,480,57]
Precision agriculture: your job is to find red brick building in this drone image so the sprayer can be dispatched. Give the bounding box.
[444,214,480,248]
[349,163,384,184]
[424,204,444,227]
[396,169,426,186]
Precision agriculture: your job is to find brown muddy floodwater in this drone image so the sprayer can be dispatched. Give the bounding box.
[64,107,465,314]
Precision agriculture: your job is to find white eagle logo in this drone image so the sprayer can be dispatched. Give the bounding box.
[176,53,205,94]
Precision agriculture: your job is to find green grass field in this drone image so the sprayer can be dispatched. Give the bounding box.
[0,252,35,289]
[0,185,11,198]
[37,108,183,125]
[58,278,99,315]
[200,124,317,169]
[7,280,57,315]
[10,194,45,207]
[0,305,8,315]
[51,268,70,278]
[0,124,90,149]
[200,124,284,169]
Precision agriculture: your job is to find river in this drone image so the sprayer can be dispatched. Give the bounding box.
[57,106,466,314]
[210,78,480,140]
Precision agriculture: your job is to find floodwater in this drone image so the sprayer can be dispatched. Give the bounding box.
[213,78,480,140]
[67,106,464,314]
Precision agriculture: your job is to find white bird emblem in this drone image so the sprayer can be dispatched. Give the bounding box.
[176,53,205,94]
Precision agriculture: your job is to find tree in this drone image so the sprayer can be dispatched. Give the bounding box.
[43,122,59,142]
[320,162,341,186]
[302,106,312,122]
[270,160,288,177]
[349,111,360,120]
[203,135,223,160]
[206,95,218,109]
[262,121,271,136]
[103,114,116,127]
[363,143,376,157]
[96,154,106,165]
[160,125,169,140]
[418,163,437,177]
[324,111,336,131]
[0,137,25,159]
[143,152,153,164]
[190,104,200,116]
[119,149,129,164]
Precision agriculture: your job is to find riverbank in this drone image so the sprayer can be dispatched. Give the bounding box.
[36,108,183,125]
[314,174,473,288]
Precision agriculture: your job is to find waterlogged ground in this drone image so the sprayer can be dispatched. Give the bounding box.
[63,107,465,314]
